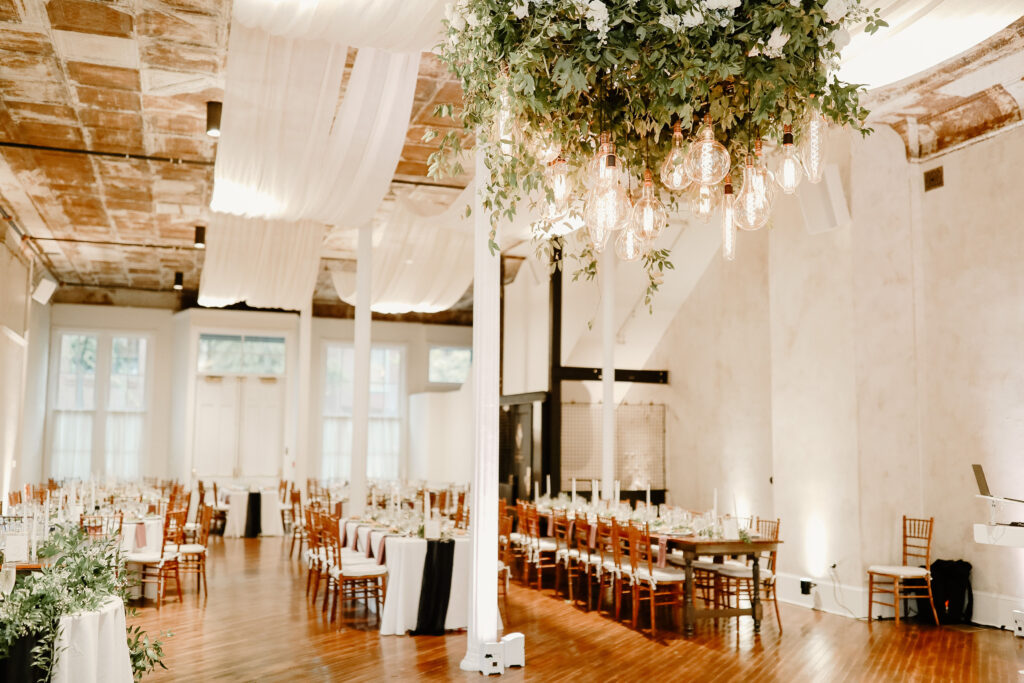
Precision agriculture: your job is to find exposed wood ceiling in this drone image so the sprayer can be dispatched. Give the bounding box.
[0,1,1020,315]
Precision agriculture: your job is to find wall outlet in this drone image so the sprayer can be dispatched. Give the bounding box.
[1012,610,1024,638]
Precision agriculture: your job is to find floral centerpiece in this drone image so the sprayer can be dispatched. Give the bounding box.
[430,0,884,304]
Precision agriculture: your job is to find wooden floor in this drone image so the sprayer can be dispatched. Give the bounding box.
[132,537,1023,682]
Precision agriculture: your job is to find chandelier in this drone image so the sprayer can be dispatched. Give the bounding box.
[432,0,885,301]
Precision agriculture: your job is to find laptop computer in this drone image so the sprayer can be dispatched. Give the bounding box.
[973,464,1024,504]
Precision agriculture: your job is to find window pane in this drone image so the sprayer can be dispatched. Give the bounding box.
[106,413,143,480]
[56,334,97,410]
[52,411,93,480]
[243,336,286,375]
[109,337,147,411]
[428,347,471,384]
[198,334,243,373]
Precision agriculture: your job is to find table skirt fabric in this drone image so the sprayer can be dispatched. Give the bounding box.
[50,596,133,683]
[379,535,471,636]
[224,490,284,538]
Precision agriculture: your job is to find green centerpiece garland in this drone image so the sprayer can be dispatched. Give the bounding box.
[429,0,884,306]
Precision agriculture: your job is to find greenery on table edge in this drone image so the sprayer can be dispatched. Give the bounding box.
[427,0,885,308]
[0,524,169,682]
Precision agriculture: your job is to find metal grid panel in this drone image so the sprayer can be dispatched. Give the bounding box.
[560,403,665,489]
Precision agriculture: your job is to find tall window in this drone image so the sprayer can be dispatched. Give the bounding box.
[49,331,149,480]
[321,343,404,481]
[428,346,472,384]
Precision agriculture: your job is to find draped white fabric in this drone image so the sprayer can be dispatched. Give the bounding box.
[232,0,446,51]
[331,185,476,314]
[209,23,421,229]
[197,213,324,310]
[840,0,1024,89]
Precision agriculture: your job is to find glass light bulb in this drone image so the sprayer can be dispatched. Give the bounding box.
[589,132,623,188]
[722,180,736,262]
[584,181,629,241]
[800,110,827,184]
[776,126,803,194]
[629,169,668,240]
[615,226,647,262]
[530,127,562,165]
[734,156,774,231]
[687,182,720,223]
[684,116,731,186]
[659,121,691,192]
[544,157,572,218]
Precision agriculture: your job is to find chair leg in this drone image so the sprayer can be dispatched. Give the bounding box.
[926,577,940,626]
[631,583,639,630]
[649,587,657,640]
[201,556,208,598]
[867,573,874,621]
[614,577,622,623]
[893,579,901,626]
[772,583,782,633]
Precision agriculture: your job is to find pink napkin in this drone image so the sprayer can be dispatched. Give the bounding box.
[135,523,147,549]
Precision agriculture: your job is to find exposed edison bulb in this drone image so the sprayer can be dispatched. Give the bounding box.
[544,157,572,218]
[800,107,827,184]
[659,121,691,192]
[734,155,774,231]
[584,180,629,246]
[683,115,731,187]
[629,169,668,241]
[687,182,720,223]
[615,226,647,262]
[530,127,562,165]
[722,177,736,262]
[587,219,611,253]
[776,125,803,194]
[589,131,624,188]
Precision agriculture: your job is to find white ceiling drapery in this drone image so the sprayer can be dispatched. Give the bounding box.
[198,213,324,310]
[231,0,446,51]
[839,0,1024,89]
[331,185,476,314]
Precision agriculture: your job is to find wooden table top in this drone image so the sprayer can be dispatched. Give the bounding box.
[651,534,782,554]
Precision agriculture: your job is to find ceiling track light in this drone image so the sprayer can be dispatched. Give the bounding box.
[194,225,206,249]
[173,272,184,290]
[206,101,222,138]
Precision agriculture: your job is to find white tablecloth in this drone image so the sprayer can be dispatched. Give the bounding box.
[120,518,162,554]
[379,535,470,636]
[224,489,285,537]
[51,596,133,683]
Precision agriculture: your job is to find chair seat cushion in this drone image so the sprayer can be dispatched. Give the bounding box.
[509,532,523,544]
[634,565,687,584]
[716,564,774,580]
[534,538,557,552]
[171,543,206,555]
[329,564,387,579]
[868,564,929,578]
[125,551,172,564]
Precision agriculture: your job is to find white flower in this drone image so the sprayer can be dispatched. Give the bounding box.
[762,25,790,57]
[659,14,682,32]
[511,1,529,19]
[585,0,610,41]
[465,10,480,27]
[822,0,849,23]
[703,0,740,10]
[790,0,801,6]
[445,2,467,32]
[832,27,851,50]
[681,8,704,27]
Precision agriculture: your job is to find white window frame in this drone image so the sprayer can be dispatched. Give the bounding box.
[427,345,473,386]
[317,340,408,481]
[45,328,154,480]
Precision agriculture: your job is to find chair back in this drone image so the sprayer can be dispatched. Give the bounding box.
[552,509,571,555]
[611,520,631,572]
[163,509,188,558]
[499,515,513,566]
[81,512,123,540]
[8,491,21,506]
[595,516,615,566]
[627,523,655,576]
[573,513,591,563]
[902,516,934,568]
[525,505,542,544]
[196,505,214,546]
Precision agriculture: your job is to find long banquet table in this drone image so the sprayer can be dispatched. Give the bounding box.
[652,534,782,635]
[341,520,471,636]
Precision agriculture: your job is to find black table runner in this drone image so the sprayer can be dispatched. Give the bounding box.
[244,492,262,538]
[411,539,455,635]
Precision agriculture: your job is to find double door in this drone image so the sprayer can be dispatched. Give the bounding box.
[193,375,284,479]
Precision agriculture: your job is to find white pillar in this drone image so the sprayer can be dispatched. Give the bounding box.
[461,149,501,672]
[601,248,615,501]
[349,222,372,517]
[294,305,312,488]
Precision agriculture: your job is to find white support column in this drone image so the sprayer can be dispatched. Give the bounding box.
[461,149,501,672]
[294,305,312,488]
[601,248,616,502]
[349,221,373,517]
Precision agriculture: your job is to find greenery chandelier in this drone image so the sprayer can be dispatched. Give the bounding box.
[430,0,885,307]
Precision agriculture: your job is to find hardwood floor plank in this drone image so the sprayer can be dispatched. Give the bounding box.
[129,538,1023,681]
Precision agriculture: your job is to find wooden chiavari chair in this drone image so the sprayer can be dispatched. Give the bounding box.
[610,521,635,624]
[715,517,782,632]
[8,491,22,507]
[629,524,685,639]
[552,509,574,598]
[569,513,594,610]
[498,515,513,618]
[524,505,557,591]
[867,515,940,626]
[80,512,123,541]
[593,516,617,615]
[288,490,307,558]
[322,516,387,626]
[127,508,185,607]
[177,505,213,597]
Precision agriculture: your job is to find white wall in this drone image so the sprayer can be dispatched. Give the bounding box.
[19,300,50,487]
[408,373,475,484]
[0,233,31,503]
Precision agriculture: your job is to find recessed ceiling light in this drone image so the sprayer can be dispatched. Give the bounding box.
[173,272,184,290]
[194,225,206,249]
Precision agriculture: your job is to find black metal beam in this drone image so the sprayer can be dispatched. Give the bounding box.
[0,140,213,166]
[544,245,563,496]
[556,366,669,384]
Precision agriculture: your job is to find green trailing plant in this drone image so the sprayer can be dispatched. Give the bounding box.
[429,0,884,306]
[0,524,169,682]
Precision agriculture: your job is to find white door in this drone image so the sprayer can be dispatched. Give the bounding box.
[238,377,284,478]
[193,376,239,478]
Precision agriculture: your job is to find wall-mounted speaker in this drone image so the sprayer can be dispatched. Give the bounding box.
[31,276,57,304]
[798,163,851,235]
